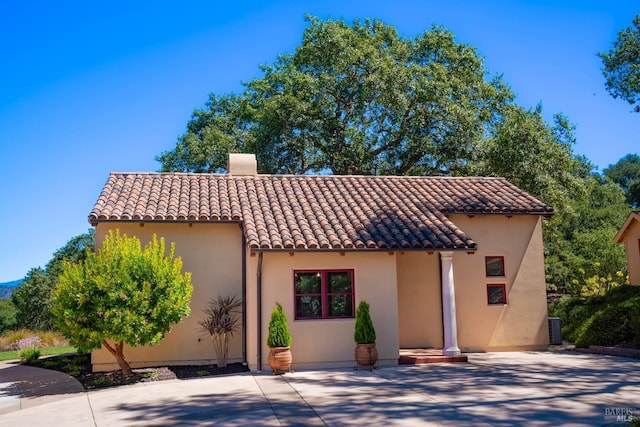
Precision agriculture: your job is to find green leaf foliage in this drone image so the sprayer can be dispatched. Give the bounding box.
[52,230,193,355]
[155,14,632,300]
[354,300,376,344]
[11,230,94,331]
[604,153,640,208]
[549,285,640,348]
[11,268,55,330]
[20,347,41,364]
[599,15,640,112]
[267,303,292,348]
[0,299,17,334]
[157,16,513,176]
[544,171,631,295]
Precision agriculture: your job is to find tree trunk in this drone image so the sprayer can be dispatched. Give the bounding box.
[102,340,133,377]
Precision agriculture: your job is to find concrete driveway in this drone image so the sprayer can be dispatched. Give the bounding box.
[1,351,638,426]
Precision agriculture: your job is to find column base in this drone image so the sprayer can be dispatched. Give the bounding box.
[443,347,461,357]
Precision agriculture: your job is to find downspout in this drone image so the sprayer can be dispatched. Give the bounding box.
[257,252,263,371]
[438,252,444,346]
[241,225,247,366]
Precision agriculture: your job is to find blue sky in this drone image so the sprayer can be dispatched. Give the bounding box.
[0,1,638,282]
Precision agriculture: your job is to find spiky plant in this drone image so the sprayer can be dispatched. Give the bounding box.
[198,295,242,368]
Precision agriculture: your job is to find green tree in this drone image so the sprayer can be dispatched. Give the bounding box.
[604,153,640,207]
[11,230,94,330]
[471,105,582,214]
[158,15,625,299]
[52,230,193,376]
[11,268,54,330]
[0,299,17,333]
[157,16,513,175]
[599,15,640,112]
[545,172,630,295]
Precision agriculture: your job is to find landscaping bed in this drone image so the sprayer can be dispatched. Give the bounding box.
[27,353,249,390]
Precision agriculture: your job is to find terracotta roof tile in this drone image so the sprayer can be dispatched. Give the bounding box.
[89,173,554,251]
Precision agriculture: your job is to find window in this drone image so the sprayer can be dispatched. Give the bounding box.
[487,284,507,305]
[294,270,354,319]
[485,256,505,277]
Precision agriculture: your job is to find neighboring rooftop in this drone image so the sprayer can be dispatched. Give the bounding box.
[89,172,553,252]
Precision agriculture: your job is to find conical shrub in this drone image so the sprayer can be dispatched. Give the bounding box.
[267,303,292,348]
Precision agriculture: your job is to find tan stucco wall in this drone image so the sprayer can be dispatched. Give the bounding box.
[246,251,399,371]
[396,252,443,348]
[92,222,244,371]
[622,220,640,286]
[91,213,548,371]
[450,215,549,352]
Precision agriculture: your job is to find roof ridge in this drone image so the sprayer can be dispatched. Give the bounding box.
[109,172,509,181]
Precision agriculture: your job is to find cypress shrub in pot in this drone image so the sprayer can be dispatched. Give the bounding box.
[354,300,378,369]
[267,303,292,373]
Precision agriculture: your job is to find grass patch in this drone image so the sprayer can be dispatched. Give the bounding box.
[0,346,77,361]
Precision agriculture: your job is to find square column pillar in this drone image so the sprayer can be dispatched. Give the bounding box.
[440,251,461,356]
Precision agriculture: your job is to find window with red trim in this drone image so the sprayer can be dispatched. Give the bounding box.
[294,270,354,319]
[487,284,507,305]
[485,256,505,277]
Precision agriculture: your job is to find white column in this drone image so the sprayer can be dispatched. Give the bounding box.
[440,251,461,356]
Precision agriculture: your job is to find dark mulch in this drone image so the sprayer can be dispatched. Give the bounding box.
[27,353,249,390]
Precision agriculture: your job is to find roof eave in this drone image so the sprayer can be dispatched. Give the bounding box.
[614,212,640,244]
[249,247,477,253]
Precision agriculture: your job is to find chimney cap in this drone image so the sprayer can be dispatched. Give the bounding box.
[227,153,257,176]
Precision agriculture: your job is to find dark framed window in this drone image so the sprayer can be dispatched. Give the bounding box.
[294,270,354,319]
[485,256,505,277]
[487,284,507,305]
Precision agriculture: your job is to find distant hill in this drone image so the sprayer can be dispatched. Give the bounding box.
[0,279,23,299]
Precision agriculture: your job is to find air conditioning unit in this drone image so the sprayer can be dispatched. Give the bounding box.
[548,317,562,345]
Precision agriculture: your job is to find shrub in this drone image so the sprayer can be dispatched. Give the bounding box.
[574,300,640,348]
[52,230,193,376]
[354,301,376,344]
[267,303,292,348]
[198,295,242,368]
[550,285,640,348]
[20,348,41,364]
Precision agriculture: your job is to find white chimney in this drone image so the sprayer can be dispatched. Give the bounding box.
[227,153,257,175]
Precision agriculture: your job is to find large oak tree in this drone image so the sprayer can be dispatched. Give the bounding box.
[157,16,513,176]
[158,16,628,297]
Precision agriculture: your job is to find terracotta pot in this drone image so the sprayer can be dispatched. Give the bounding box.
[355,343,378,369]
[268,347,292,373]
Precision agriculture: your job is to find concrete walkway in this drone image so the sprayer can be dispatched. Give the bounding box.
[1,351,639,426]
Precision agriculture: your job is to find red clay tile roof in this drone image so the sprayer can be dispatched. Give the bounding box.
[89,173,553,251]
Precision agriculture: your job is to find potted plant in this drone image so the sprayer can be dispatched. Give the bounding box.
[354,300,378,370]
[198,295,242,368]
[267,302,293,374]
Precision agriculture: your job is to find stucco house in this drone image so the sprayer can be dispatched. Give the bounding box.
[88,154,553,372]
[615,211,640,286]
